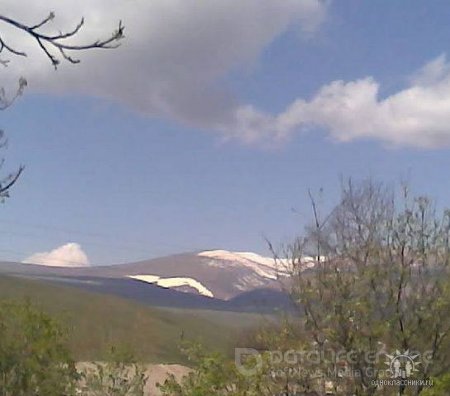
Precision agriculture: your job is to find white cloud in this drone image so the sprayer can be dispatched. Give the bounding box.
[410,54,450,87]
[0,0,327,129]
[3,2,449,149]
[22,242,90,267]
[228,54,450,148]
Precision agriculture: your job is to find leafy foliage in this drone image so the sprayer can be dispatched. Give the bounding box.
[0,299,79,396]
[421,373,450,395]
[157,342,266,396]
[0,299,150,396]
[167,180,450,396]
[272,180,450,395]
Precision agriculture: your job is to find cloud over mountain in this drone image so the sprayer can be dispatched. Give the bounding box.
[22,243,90,267]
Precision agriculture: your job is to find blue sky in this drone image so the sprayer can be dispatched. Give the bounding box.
[2,1,450,265]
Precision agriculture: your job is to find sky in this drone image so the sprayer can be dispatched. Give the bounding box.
[1,1,450,266]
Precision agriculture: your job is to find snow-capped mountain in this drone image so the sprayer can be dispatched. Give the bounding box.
[118,249,288,299]
[198,250,281,279]
[0,249,290,300]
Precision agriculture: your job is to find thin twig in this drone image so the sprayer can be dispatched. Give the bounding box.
[0,13,124,69]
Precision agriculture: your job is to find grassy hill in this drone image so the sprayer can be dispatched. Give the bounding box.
[0,275,267,363]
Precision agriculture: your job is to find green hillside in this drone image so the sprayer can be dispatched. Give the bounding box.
[0,275,264,363]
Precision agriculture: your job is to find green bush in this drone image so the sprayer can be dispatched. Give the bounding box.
[157,342,274,396]
[0,299,147,396]
[420,373,450,395]
[0,299,79,396]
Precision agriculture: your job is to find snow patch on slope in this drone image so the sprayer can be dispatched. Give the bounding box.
[198,249,322,277]
[198,250,289,279]
[198,250,274,266]
[128,275,214,298]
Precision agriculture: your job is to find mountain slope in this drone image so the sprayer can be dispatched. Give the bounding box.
[0,275,264,363]
[0,250,286,300]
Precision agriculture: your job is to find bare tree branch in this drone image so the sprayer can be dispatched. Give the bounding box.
[0,165,24,197]
[0,77,27,110]
[0,12,124,69]
[0,10,124,198]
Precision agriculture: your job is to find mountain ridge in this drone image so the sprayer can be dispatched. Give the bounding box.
[2,249,287,301]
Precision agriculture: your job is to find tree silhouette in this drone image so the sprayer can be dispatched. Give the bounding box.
[0,12,124,68]
[0,11,124,197]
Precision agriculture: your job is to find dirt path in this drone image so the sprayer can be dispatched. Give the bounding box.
[144,364,190,395]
